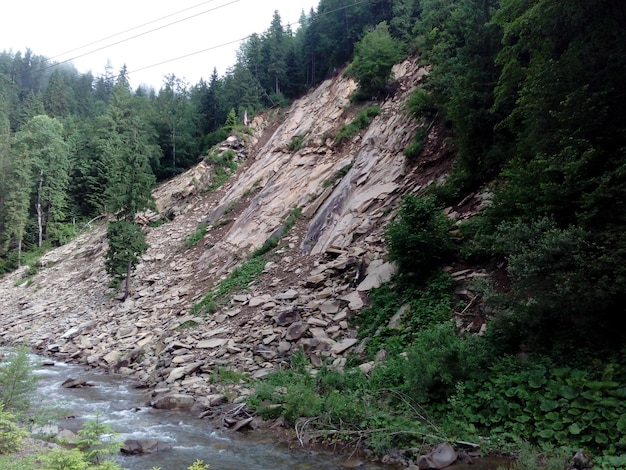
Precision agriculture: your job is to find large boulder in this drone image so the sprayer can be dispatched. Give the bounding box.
[151,393,195,410]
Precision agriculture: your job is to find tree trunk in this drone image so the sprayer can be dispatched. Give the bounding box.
[123,259,132,300]
[36,169,43,248]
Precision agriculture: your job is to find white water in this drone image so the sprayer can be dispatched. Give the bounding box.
[28,356,391,470]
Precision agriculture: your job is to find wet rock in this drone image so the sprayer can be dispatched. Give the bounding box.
[121,439,173,455]
[151,393,195,410]
[417,442,458,469]
[61,378,94,388]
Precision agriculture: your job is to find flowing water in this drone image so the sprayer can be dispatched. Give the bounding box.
[30,356,394,470]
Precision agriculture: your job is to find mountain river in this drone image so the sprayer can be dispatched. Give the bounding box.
[27,354,394,470]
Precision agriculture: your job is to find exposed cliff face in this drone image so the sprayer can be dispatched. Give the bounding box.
[0,58,454,406]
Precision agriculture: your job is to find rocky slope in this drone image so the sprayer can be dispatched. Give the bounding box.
[0,58,470,413]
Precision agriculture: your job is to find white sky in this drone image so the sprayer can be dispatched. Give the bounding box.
[1,0,319,90]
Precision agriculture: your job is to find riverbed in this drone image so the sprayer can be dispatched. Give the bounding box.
[32,357,393,470]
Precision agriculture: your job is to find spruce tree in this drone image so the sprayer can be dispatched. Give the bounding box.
[103,68,158,299]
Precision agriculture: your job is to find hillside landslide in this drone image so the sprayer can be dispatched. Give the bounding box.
[0,58,484,415]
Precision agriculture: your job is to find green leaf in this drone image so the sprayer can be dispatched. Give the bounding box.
[616,414,626,432]
[539,399,559,412]
[568,423,582,435]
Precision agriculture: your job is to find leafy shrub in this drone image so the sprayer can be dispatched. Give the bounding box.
[346,22,405,97]
[451,359,626,454]
[288,135,304,152]
[403,127,428,160]
[406,88,437,120]
[371,322,485,405]
[488,217,626,357]
[386,195,456,281]
[205,149,238,190]
[40,448,90,470]
[356,272,455,356]
[0,405,27,454]
[0,346,38,413]
[75,415,122,465]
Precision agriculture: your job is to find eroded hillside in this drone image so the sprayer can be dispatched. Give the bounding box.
[0,57,470,409]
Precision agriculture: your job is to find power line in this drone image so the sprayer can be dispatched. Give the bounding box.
[49,0,225,61]
[129,0,372,78]
[38,0,240,74]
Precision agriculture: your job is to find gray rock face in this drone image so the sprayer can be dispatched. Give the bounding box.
[0,57,455,409]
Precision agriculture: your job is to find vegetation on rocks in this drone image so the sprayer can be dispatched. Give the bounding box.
[1,0,625,468]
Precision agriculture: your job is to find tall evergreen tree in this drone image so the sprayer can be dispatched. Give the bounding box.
[103,67,158,298]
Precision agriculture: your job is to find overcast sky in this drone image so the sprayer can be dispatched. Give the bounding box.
[1,0,319,90]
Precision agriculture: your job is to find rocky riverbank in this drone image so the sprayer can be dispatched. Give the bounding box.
[0,57,483,421]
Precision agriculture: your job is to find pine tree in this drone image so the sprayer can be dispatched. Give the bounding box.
[103,68,158,299]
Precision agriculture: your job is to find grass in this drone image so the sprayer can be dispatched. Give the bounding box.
[191,256,267,315]
[335,105,381,146]
[185,223,208,248]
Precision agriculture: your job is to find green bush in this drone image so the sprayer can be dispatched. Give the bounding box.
[370,322,485,405]
[451,358,626,454]
[356,272,456,356]
[287,135,304,152]
[346,22,405,97]
[75,415,122,465]
[0,346,38,413]
[0,406,27,454]
[386,195,455,281]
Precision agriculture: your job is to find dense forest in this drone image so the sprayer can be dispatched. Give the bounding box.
[1,0,626,465]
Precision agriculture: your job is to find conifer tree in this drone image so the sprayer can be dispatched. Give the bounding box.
[103,67,158,299]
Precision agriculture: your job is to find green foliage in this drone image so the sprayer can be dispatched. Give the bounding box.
[210,367,247,384]
[451,359,626,454]
[0,454,38,470]
[479,216,626,357]
[104,221,148,284]
[356,272,455,356]
[187,460,210,470]
[0,346,38,413]
[371,322,486,405]
[287,135,304,152]
[224,108,238,131]
[185,223,208,248]
[75,415,122,465]
[0,405,27,454]
[40,448,90,470]
[205,149,238,191]
[386,195,456,280]
[191,256,266,315]
[347,22,405,98]
[335,105,381,145]
[406,89,437,120]
[403,127,428,160]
